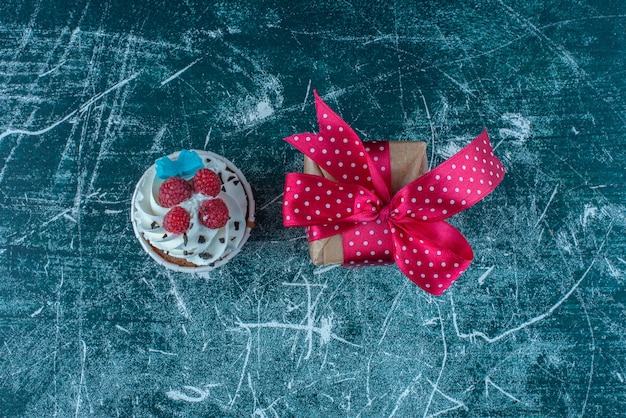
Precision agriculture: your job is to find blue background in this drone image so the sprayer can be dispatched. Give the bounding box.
[0,1,624,416]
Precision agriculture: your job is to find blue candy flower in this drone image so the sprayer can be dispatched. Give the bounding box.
[156,150,204,179]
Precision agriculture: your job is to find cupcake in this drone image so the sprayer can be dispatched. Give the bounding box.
[131,150,255,272]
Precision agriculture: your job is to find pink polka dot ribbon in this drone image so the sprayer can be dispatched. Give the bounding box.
[283,91,505,295]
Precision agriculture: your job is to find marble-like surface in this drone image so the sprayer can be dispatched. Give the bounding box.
[0,1,624,416]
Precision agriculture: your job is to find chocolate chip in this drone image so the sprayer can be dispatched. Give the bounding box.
[151,221,159,229]
[162,233,168,238]
[183,233,188,246]
[219,237,225,244]
[227,175,236,182]
[234,221,240,231]
[198,235,206,244]
[233,180,240,186]
[199,252,213,260]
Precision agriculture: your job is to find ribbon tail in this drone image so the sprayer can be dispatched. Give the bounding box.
[312,91,390,201]
[390,129,505,224]
[392,221,473,296]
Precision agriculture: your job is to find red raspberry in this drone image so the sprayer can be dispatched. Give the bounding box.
[199,198,229,229]
[158,177,192,207]
[162,206,190,234]
[193,168,221,197]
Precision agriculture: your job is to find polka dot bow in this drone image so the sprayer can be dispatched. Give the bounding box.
[283,91,505,295]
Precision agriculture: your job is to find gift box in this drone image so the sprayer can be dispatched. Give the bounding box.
[283,91,505,295]
[304,141,428,265]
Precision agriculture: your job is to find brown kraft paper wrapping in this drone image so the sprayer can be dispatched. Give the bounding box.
[304,141,429,265]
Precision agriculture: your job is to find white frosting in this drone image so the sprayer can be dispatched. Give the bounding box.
[133,153,248,266]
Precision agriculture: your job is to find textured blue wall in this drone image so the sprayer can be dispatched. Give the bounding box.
[0,1,624,416]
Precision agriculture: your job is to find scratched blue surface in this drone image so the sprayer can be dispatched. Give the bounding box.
[0,1,624,416]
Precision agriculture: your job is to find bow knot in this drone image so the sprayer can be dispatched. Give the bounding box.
[377,204,393,223]
[283,91,505,295]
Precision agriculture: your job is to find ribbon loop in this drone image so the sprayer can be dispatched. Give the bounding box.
[284,173,382,229]
[392,221,473,295]
[283,91,505,295]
